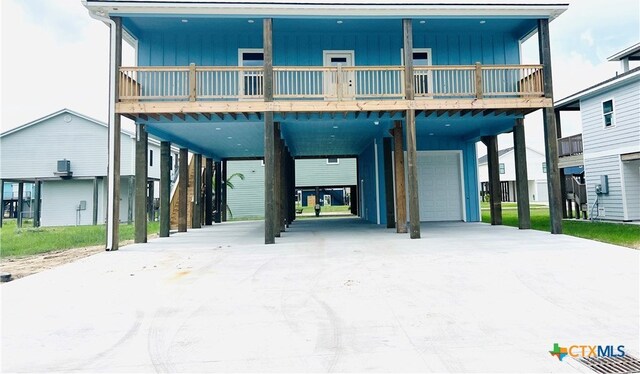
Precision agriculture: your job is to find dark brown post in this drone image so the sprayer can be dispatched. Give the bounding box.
[178,148,188,232]
[204,157,213,225]
[538,18,563,234]
[383,137,396,228]
[392,121,407,233]
[17,182,23,228]
[147,181,155,222]
[159,142,171,237]
[279,140,286,232]
[106,16,123,250]
[482,135,502,225]
[513,119,531,229]
[192,154,202,228]
[134,123,148,243]
[274,125,282,237]
[214,161,222,223]
[0,179,4,228]
[556,108,568,219]
[33,180,41,228]
[264,18,275,244]
[403,19,420,238]
[221,159,228,222]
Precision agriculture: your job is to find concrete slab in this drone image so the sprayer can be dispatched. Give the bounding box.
[1,218,638,372]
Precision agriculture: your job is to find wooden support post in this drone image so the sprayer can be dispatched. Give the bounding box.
[214,161,222,223]
[482,135,502,225]
[134,123,148,243]
[17,182,23,228]
[92,177,100,225]
[178,148,188,232]
[263,17,276,244]
[189,63,197,102]
[204,158,213,225]
[383,137,396,228]
[392,121,407,233]
[280,141,286,232]
[127,176,134,225]
[159,142,171,237]
[403,19,420,239]
[192,154,202,228]
[106,16,123,251]
[538,19,563,234]
[474,62,483,99]
[33,180,41,228]
[147,181,155,222]
[513,119,531,229]
[221,160,228,222]
[274,125,282,237]
[291,155,297,222]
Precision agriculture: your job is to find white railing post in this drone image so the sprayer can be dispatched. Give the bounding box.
[336,64,343,101]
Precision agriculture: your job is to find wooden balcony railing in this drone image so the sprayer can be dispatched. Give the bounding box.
[119,63,544,103]
[558,134,583,157]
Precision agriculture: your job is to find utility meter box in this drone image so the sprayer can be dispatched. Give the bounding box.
[595,175,609,194]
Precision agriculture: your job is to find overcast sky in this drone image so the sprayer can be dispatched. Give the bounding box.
[1,0,638,153]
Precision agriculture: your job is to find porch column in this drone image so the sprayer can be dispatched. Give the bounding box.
[383,137,396,228]
[159,141,171,237]
[147,181,155,222]
[17,182,23,228]
[291,155,297,223]
[263,17,276,244]
[204,158,213,225]
[513,119,531,229]
[106,16,123,251]
[0,179,4,228]
[274,125,282,237]
[134,123,148,243]
[33,180,41,228]
[214,161,222,223]
[403,19,420,238]
[538,19,563,234]
[392,121,407,233]
[178,148,188,232]
[279,139,286,232]
[482,135,502,225]
[192,154,202,228]
[221,159,228,222]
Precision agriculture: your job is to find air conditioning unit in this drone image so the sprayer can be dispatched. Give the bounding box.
[54,159,73,178]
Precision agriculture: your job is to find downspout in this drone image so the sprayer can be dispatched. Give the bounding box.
[88,8,118,249]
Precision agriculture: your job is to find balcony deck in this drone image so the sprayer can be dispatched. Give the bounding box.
[117,63,551,120]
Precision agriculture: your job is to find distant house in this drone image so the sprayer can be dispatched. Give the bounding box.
[226,157,357,219]
[555,43,640,221]
[478,147,549,203]
[0,109,178,227]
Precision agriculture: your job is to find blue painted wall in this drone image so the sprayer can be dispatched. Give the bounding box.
[357,136,388,225]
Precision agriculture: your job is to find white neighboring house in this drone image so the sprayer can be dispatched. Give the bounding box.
[555,43,640,221]
[478,147,549,203]
[0,109,178,226]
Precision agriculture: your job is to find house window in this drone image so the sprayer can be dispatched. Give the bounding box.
[602,99,615,127]
[542,162,547,173]
[149,150,153,167]
[239,49,264,97]
[327,157,339,164]
[499,163,505,174]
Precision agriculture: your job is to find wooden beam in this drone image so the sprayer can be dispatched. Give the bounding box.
[513,119,531,229]
[159,142,171,237]
[538,18,563,234]
[161,113,173,121]
[213,113,223,120]
[482,109,495,117]
[134,123,148,243]
[202,113,211,120]
[228,113,237,120]
[240,112,249,120]
[393,121,408,233]
[482,135,502,225]
[460,109,472,117]
[472,109,483,117]
[187,112,199,120]
[139,114,148,121]
[366,111,372,119]
[256,112,262,120]
[178,147,188,232]
[148,113,160,121]
[192,154,202,228]
[390,110,399,118]
[436,110,447,117]
[383,137,396,229]
[354,111,360,119]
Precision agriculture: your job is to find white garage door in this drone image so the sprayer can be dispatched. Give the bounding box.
[416,151,464,221]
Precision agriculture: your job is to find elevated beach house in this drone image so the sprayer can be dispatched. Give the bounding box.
[82,0,568,248]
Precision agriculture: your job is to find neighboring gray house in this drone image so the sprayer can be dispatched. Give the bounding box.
[227,158,357,219]
[555,43,640,221]
[0,109,177,226]
[478,147,549,203]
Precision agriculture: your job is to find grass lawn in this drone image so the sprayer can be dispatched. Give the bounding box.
[297,205,351,214]
[0,220,160,257]
[481,205,640,249]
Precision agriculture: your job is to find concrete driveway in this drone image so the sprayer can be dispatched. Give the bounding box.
[2,218,638,372]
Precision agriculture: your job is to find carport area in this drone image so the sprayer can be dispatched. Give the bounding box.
[2,219,638,372]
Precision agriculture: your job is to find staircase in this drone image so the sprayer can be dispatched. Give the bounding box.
[170,154,196,229]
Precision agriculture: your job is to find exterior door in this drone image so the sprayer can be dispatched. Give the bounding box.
[323,51,355,100]
[324,194,332,206]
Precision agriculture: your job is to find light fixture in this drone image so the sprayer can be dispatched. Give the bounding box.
[227,136,232,139]
[333,125,339,129]
[419,20,426,24]
[181,19,189,23]
[373,121,380,125]
[330,135,336,138]
[479,20,486,24]
[337,20,343,24]
[237,143,241,146]
[248,19,255,23]
[215,127,221,130]
[429,132,434,136]
[444,123,451,127]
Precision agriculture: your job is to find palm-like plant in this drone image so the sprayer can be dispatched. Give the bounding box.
[215,172,245,218]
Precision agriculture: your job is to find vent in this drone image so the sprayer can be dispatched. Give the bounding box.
[54,159,73,178]
[577,355,640,374]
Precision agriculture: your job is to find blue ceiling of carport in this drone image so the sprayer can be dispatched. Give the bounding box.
[415,112,523,141]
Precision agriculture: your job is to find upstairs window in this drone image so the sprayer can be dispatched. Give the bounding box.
[499,163,505,174]
[602,99,615,127]
[542,162,547,173]
[327,157,339,164]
